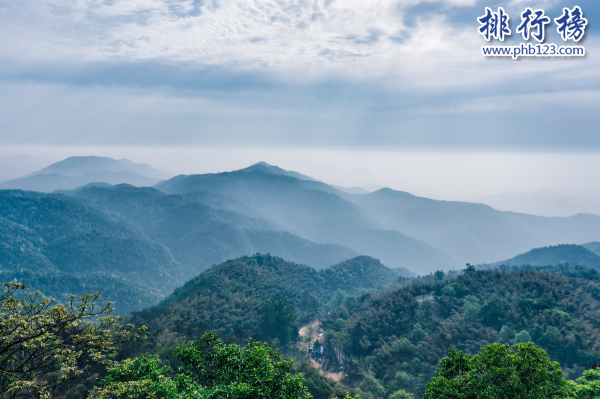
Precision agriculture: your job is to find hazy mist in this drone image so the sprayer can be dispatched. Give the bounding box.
[2,146,600,217]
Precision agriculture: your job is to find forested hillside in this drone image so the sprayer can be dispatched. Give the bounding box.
[327,269,600,398]
[0,190,184,313]
[126,254,398,359]
[113,254,600,399]
[4,161,600,398]
[6,161,600,278]
[482,244,600,270]
[152,163,600,272]
[582,241,600,257]
[476,263,600,282]
[0,268,163,312]
[73,184,358,273]
[154,168,456,272]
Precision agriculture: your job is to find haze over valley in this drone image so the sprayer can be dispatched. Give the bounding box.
[3,155,600,316]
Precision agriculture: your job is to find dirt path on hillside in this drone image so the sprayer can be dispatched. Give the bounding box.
[299,320,321,341]
[298,320,345,383]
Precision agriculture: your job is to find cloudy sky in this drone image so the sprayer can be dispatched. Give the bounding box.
[0,0,599,202]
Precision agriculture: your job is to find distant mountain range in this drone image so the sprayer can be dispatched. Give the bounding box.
[155,166,455,271]
[72,183,359,275]
[154,164,600,269]
[343,189,600,266]
[0,156,172,192]
[4,156,600,314]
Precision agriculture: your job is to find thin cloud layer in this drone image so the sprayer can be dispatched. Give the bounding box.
[3,0,563,71]
[0,0,598,149]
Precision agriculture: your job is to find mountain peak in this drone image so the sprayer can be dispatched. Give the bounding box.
[1,156,172,193]
[30,156,169,179]
[239,162,317,182]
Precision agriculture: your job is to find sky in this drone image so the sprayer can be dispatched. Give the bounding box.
[0,0,599,203]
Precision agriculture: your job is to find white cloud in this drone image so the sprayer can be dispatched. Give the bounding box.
[0,0,480,73]
[1,0,599,153]
[1,0,596,90]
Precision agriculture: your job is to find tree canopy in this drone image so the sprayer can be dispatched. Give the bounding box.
[0,282,142,399]
[424,343,567,399]
[91,332,311,399]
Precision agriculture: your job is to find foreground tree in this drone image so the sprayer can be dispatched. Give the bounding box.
[91,332,312,399]
[88,354,183,399]
[567,366,600,398]
[0,282,143,399]
[424,342,568,399]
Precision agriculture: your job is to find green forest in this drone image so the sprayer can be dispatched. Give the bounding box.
[335,267,600,397]
[125,254,398,361]
[3,187,600,398]
[0,190,184,314]
[117,254,600,399]
[3,257,600,399]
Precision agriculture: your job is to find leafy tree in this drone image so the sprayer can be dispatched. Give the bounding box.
[497,325,515,343]
[479,295,509,329]
[359,373,386,398]
[394,371,415,391]
[386,371,415,394]
[463,295,481,322]
[88,354,181,399]
[262,296,298,344]
[441,285,456,297]
[0,282,142,399]
[512,330,533,344]
[389,389,414,399]
[424,343,568,399]
[412,323,426,342]
[391,338,417,355]
[567,366,600,398]
[434,271,444,281]
[92,333,311,399]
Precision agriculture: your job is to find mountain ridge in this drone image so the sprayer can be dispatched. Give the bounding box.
[344,187,600,266]
[154,168,456,272]
[480,244,600,271]
[1,156,172,192]
[29,156,171,179]
[72,184,360,273]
